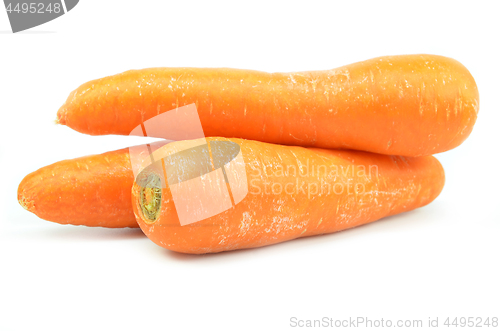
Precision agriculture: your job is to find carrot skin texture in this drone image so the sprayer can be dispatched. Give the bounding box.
[57,54,478,157]
[18,148,138,228]
[132,138,445,254]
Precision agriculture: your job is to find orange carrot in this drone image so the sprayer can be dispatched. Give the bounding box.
[18,148,138,228]
[132,137,445,254]
[57,54,478,157]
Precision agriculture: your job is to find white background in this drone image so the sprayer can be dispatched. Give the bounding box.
[1,1,499,330]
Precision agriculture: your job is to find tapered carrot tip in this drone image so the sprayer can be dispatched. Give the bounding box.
[55,106,67,125]
[17,189,35,212]
[17,148,139,228]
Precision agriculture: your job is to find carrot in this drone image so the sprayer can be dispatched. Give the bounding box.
[18,148,138,228]
[57,54,478,157]
[132,137,445,254]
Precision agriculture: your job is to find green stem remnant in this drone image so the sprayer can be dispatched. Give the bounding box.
[139,173,162,223]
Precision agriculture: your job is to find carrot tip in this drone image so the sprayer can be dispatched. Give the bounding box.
[56,107,67,125]
[18,193,34,212]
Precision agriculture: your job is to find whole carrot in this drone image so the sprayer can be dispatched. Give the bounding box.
[132,137,445,254]
[18,148,138,228]
[57,54,478,157]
